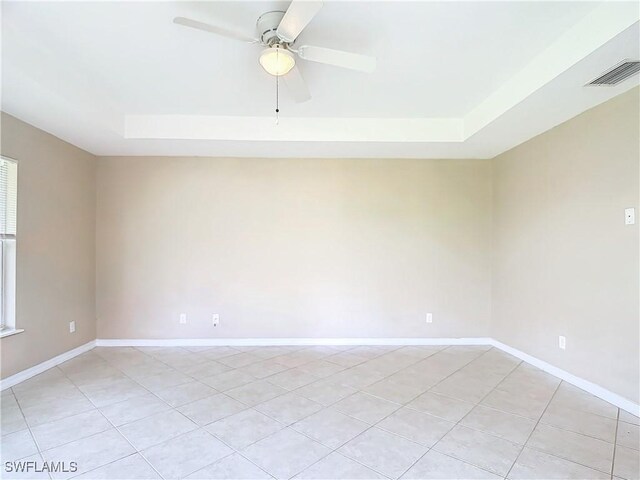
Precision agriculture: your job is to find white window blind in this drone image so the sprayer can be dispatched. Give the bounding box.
[0,157,17,238]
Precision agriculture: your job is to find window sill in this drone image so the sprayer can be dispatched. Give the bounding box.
[0,328,24,339]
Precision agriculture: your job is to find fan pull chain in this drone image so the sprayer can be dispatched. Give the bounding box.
[275,74,280,125]
[275,48,280,125]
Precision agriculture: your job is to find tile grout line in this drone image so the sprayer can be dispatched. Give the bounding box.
[7,384,53,479]
[305,345,493,479]
[12,348,362,480]
[69,346,251,479]
[531,414,621,444]
[181,345,404,480]
[93,345,279,480]
[243,346,446,479]
[76,346,276,480]
[610,407,620,480]
[175,425,276,480]
[8,344,632,480]
[503,379,562,479]
[78,346,229,479]
[394,346,516,479]
[6,347,588,478]
[517,434,623,477]
[53,358,169,480]
[256,346,430,479]
[124,344,351,479]
[421,353,623,477]
[403,346,614,477]
[0,346,571,480]
[519,415,623,475]
[0,345,576,480]
[430,352,526,477]
[112,344,386,479]
[341,346,502,478]
[274,348,454,477]
[111,347,285,478]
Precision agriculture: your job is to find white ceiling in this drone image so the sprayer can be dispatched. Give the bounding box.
[2,1,639,158]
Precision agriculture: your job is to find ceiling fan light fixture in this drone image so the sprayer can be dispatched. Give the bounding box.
[259,46,295,76]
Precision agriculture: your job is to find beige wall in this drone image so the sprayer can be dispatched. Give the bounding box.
[2,88,637,406]
[96,157,492,339]
[0,114,96,378]
[492,87,640,403]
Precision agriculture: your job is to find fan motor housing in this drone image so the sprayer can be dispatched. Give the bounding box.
[257,11,286,46]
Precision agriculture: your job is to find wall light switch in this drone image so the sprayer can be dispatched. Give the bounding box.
[558,335,566,350]
[69,321,76,333]
[179,313,187,324]
[625,207,635,225]
[426,313,433,324]
[212,314,219,327]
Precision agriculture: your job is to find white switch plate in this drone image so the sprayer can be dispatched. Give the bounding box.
[426,313,433,324]
[625,207,635,225]
[558,335,566,350]
[179,313,187,324]
[69,321,76,333]
[212,314,219,327]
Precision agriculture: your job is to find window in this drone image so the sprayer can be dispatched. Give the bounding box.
[0,157,18,336]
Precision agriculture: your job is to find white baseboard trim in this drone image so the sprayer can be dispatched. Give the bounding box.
[490,339,640,417]
[95,337,493,347]
[3,336,638,417]
[0,340,96,391]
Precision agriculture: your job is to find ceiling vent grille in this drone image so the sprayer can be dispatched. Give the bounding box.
[586,60,640,86]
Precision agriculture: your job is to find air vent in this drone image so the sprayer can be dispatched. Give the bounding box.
[586,60,640,86]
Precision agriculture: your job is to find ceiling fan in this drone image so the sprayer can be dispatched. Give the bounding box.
[174,0,376,103]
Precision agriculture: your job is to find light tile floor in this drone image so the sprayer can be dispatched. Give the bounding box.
[1,345,639,480]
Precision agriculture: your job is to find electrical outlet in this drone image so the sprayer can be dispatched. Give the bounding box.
[179,313,187,324]
[625,207,635,225]
[426,313,433,324]
[212,314,219,327]
[558,335,566,350]
[69,321,76,333]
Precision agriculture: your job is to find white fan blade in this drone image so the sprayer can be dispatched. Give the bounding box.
[276,0,323,43]
[297,45,376,73]
[283,65,311,103]
[173,17,257,44]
